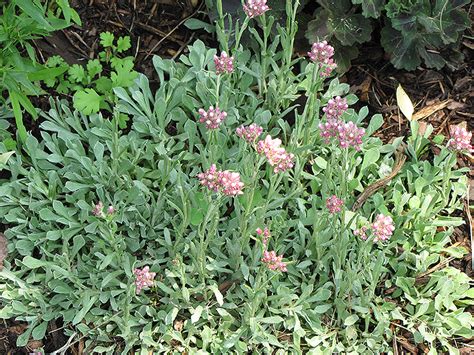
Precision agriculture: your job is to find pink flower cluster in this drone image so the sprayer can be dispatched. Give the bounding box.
[326,195,344,214]
[198,106,227,130]
[355,214,395,242]
[243,0,269,18]
[337,122,365,151]
[448,125,473,153]
[236,124,263,144]
[198,164,244,196]
[134,266,156,294]
[372,214,395,242]
[308,41,337,77]
[323,96,348,120]
[92,201,115,218]
[319,98,365,150]
[257,135,295,173]
[319,119,340,144]
[256,226,271,246]
[354,226,368,240]
[261,250,287,272]
[319,120,365,150]
[214,51,234,75]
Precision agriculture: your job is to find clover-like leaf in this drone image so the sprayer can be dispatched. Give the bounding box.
[111,58,138,88]
[73,89,102,114]
[417,0,470,45]
[116,36,131,53]
[382,0,470,70]
[305,9,331,44]
[86,59,103,78]
[100,31,115,48]
[68,64,86,83]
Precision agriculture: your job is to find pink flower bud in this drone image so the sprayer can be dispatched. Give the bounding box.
[214,51,234,74]
[243,0,270,18]
[448,125,473,152]
[326,195,344,214]
[198,106,227,130]
[308,41,337,77]
[134,266,156,294]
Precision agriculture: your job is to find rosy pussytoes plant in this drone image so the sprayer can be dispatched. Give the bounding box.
[256,226,271,247]
[236,124,263,144]
[198,164,244,196]
[214,51,234,75]
[326,195,344,214]
[217,170,245,196]
[198,106,227,130]
[319,119,341,144]
[354,226,368,240]
[319,97,365,150]
[134,266,156,294]
[261,250,287,272]
[92,201,105,217]
[243,0,270,18]
[448,125,473,153]
[197,164,220,192]
[256,135,295,173]
[337,121,365,151]
[308,41,337,77]
[92,201,115,218]
[371,214,395,242]
[323,96,348,120]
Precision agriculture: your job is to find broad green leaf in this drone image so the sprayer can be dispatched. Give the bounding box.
[344,314,359,326]
[9,91,27,142]
[72,293,98,325]
[32,321,48,340]
[0,151,14,165]
[22,256,47,269]
[191,305,204,324]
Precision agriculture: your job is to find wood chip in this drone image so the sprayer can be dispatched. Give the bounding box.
[411,99,451,121]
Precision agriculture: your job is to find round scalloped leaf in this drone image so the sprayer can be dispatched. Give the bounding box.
[305,8,331,44]
[328,13,372,46]
[352,0,385,18]
[381,24,421,70]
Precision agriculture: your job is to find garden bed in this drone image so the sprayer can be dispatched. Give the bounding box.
[0,0,473,354]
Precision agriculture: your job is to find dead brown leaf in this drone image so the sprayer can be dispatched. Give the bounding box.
[173,319,184,332]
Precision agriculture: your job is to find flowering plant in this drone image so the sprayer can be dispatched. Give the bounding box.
[0,0,472,353]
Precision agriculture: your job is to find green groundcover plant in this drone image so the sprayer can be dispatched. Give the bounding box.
[45,31,138,120]
[0,0,80,143]
[0,0,473,353]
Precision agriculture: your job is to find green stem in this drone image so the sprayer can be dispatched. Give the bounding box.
[261,172,283,219]
[198,195,220,283]
[303,64,319,148]
[215,74,221,107]
[240,156,265,250]
[259,15,268,97]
